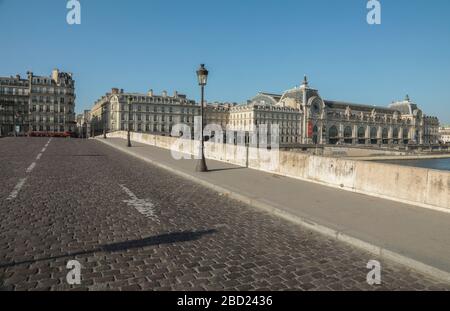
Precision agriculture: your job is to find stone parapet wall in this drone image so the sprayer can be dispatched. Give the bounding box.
[105,131,449,210]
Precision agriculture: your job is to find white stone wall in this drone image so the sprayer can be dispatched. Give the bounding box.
[106,131,450,210]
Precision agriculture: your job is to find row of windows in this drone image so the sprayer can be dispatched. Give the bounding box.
[230,124,299,135]
[0,87,29,95]
[31,87,74,95]
[119,97,194,105]
[0,80,28,86]
[31,106,71,113]
[281,136,300,144]
[120,114,183,122]
[119,104,199,114]
[231,113,299,120]
[0,87,73,95]
[120,123,181,133]
[232,119,299,127]
[31,96,73,103]
[30,116,68,122]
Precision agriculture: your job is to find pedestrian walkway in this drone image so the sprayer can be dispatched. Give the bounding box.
[97,137,450,283]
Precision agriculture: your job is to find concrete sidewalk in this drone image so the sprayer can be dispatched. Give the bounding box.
[97,137,450,283]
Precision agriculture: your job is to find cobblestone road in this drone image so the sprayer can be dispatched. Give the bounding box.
[0,137,448,291]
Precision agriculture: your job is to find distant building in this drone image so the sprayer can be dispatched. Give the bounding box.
[76,110,91,138]
[249,77,440,146]
[89,77,441,147]
[0,69,76,136]
[90,88,200,138]
[423,116,440,145]
[439,126,450,143]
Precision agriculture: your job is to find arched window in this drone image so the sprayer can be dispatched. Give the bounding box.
[393,128,399,144]
[344,126,353,144]
[313,125,319,144]
[358,127,366,144]
[382,128,389,144]
[370,127,378,144]
[328,126,338,145]
[403,128,409,144]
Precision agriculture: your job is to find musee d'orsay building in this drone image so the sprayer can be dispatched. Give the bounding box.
[249,76,440,146]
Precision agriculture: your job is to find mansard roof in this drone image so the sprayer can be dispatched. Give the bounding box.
[251,92,282,105]
[324,100,398,114]
[388,101,419,115]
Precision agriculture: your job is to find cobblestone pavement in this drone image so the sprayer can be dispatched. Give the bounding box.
[0,137,449,291]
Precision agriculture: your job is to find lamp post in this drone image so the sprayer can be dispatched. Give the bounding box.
[0,104,4,137]
[127,96,132,147]
[103,103,107,139]
[12,101,17,137]
[195,64,209,172]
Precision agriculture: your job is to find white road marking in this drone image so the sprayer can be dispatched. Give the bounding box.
[6,138,52,201]
[120,185,159,222]
[26,162,36,173]
[7,178,28,201]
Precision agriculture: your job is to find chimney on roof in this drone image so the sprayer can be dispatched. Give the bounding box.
[162,90,167,97]
[174,91,178,98]
[148,89,154,96]
[52,69,60,83]
[120,89,124,94]
[111,88,119,94]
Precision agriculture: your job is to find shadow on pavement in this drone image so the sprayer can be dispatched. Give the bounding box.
[0,229,217,269]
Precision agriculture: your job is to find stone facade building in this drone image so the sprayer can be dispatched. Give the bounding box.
[0,69,76,136]
[76,110,91,138]
[423,116,440,145]
[90,88,200,137]
[91,77,440,147]
[250,77,440,146]
[439,126,450,144]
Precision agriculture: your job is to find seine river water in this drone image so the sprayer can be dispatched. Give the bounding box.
[377,157,450,171]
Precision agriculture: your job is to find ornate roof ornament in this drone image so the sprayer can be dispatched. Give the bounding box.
[371,108,377,120]
[301,75,309,88]
[345,106,352,119]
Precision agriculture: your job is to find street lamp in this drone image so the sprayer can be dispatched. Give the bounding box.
[127,96,132,147]
[103,103,107,139]
[195,64,209,172]
[0,104,5,137]
[12,101,17,137]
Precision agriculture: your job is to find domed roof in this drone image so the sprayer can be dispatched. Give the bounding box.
[388,95,419,115]
[278,87,305,109]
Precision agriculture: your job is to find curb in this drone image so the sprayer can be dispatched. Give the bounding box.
[96,138,450,284]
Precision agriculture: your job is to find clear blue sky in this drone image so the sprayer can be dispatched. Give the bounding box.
[0,0,449,124]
